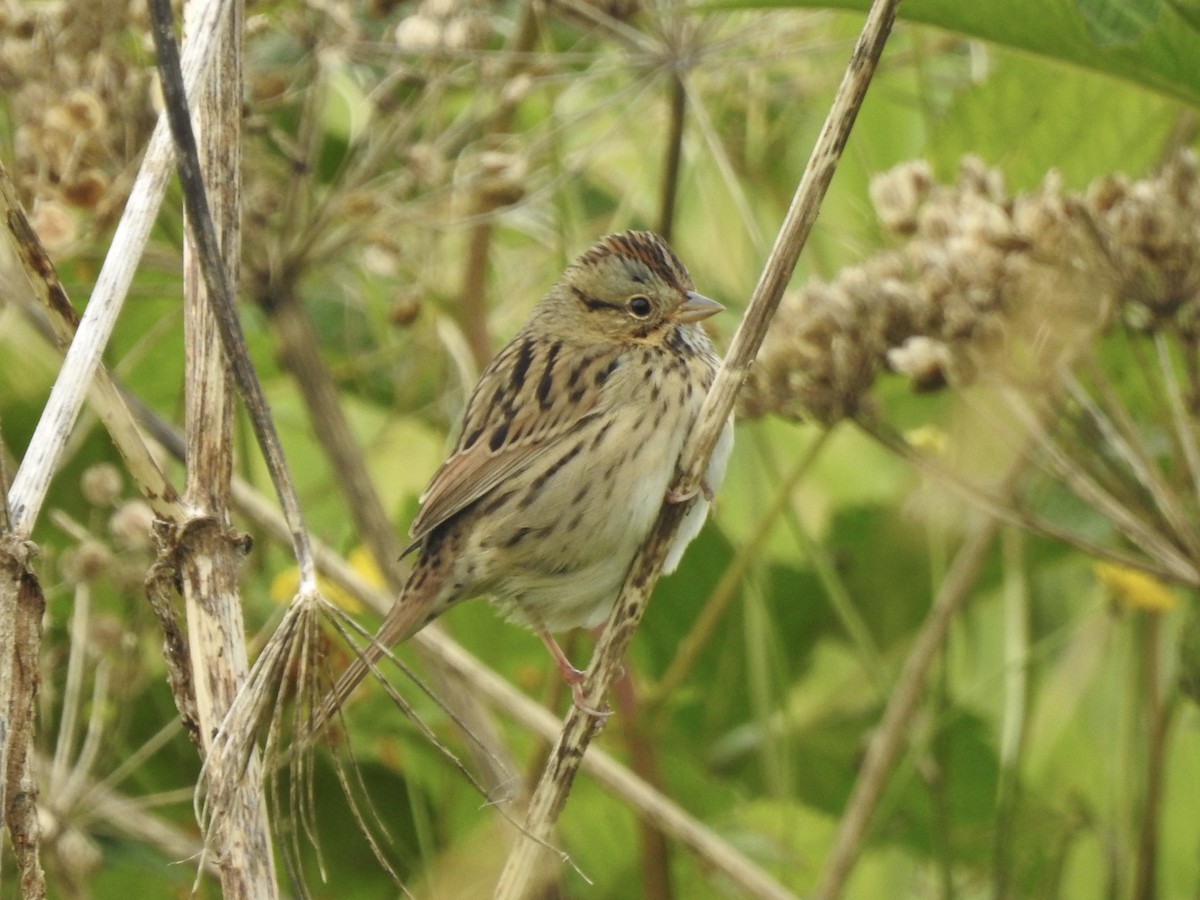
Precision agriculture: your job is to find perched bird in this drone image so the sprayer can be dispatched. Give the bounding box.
[324,230,733,718]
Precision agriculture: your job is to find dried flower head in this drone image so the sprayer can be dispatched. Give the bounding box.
[742,153,1200,424]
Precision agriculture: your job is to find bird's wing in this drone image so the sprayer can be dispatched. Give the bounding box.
[406,332,620,550]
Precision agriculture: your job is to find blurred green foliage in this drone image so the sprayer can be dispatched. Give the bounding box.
[1,0,1198,897]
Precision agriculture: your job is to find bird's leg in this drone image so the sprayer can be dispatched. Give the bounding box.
[538,631,611,719]
[665,478,714,504]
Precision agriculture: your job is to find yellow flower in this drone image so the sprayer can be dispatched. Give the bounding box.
[270,546,385,614]
[905,425,948,455]
[1095,562,1177,612]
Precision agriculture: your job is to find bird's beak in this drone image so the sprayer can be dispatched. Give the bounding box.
[675,291,724,323]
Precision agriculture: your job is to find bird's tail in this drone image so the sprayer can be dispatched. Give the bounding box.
[309,584,442,738]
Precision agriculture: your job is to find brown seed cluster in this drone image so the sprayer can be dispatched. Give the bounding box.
[742,152,1200,424]
[1,0,156,254]
[393,0,491,53]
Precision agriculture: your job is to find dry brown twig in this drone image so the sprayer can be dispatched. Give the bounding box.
[493,0,903,896]
[144,0,280,894]
[0,2,235,889]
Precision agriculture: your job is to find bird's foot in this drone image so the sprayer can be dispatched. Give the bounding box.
[665,479,714,504]
[540,631,611,720]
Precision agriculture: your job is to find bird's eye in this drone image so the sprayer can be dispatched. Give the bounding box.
[628,295,652,318]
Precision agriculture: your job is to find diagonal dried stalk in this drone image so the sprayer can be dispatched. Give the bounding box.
[812,462,1025,900]
[493,1,902,896]
[0,167,183,523]
[4,0,231,537]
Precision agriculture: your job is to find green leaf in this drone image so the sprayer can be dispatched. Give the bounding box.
[706,0,1200,106]
[1076,0,1163,45]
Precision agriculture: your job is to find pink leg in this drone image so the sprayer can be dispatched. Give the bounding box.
[665,479,714,504]
[538,631,610,718]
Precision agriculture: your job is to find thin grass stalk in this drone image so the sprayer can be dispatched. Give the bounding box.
[1154,333,1200,507]
[812,475,1016,900]
[999,386,1197,582]
[494,2,901,896]
[1132,612,1170,900]
[1067,365,1200,562]
[991,527,1030,900]
[657,71,687,241]
[647,428,838,709]
[49,583,91,800]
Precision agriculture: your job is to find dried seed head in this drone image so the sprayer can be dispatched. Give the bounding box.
[473,150,527,211]
[59,540,113,584]
[81,463,124,506]
[870,159,934,236]
[62,88,107,131]
[395,15,442,51]
[109,500,156,550]
[30,201,76,251]
[742,153,1197,423]
[63,169,110,209]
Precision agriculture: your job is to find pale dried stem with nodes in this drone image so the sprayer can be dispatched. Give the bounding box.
[144,0,278,893]
[0,7,234,883]
[493,0,902,896]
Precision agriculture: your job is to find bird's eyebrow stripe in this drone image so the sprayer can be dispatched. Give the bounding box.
[571,286,620,311]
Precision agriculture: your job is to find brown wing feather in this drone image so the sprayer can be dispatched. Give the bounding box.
[406,329,620,548]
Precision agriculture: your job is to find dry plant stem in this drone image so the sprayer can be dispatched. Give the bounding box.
[138,0,276,892]
[147,0,316,590]
[457,0,541,372]
[1133,613,1169,900]
[656,71,687,241]
[160,0,277,893]
[495,3,900,897]
[992,527,1030,900]
[0,164,182,523]
[262,287,403,586]
[813,488,1015,900]
[216,473,795,900]
[0,533,47,897]
[4,0,231,536]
